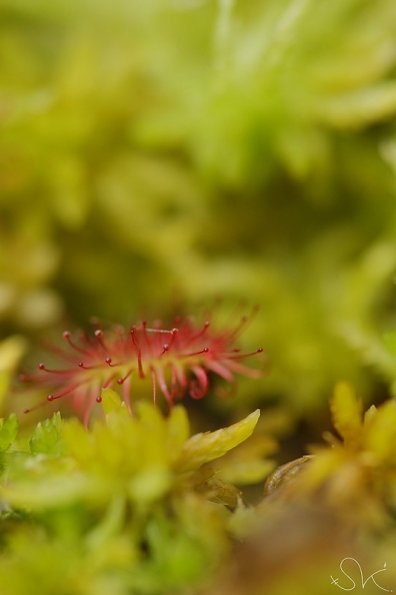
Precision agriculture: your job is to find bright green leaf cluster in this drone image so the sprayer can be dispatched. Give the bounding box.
[0,395,266,594]
[0,414,18,454]
[29,412,63,456]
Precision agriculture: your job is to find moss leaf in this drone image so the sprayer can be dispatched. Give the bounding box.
[29,412,63,455]
[176,410,260,473]
[0,414,18,453]
[330,382,362,447]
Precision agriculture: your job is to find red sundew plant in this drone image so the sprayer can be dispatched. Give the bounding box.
[21,315,264,424]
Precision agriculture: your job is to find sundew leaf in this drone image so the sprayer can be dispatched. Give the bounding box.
[330,382,362,447]
[176,410,260,473]
[0,414,18,453]
[29,412,63,456]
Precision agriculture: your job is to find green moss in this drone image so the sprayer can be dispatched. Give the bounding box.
[2,0,396,591]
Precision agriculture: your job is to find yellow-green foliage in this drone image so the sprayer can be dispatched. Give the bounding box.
[303,383,396,526]
[0,393,267,594]
[2,0,396,592]
[1,0,396,410]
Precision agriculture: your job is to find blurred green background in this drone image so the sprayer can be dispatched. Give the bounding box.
[2,0,396,418]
